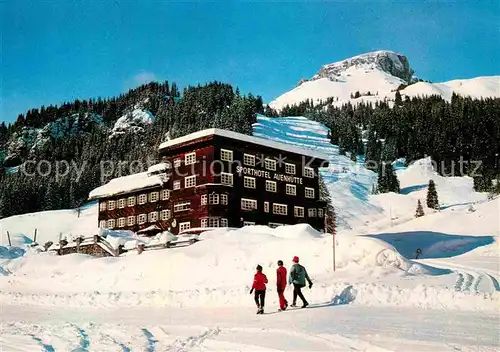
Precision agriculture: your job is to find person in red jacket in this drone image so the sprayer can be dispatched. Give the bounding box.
[276,260,288,311]
[250,264,268,314]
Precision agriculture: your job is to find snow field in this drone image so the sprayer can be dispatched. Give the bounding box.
[1,219,498,312]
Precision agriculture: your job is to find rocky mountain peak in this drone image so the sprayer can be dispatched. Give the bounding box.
[307,50,414,84]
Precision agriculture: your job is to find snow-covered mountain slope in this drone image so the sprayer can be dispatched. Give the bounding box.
[269,50,500,110]
[110,107,154,138]
[402,76,500,101]
[396,157,488,208]
[2,107,155,166]
[253,114,380,229]
[252,115,488,231]
[3,112,103,166]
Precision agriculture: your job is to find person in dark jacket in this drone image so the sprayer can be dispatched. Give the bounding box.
[276,260,288,311]
[288,256,313,308]
[250,264,268,314]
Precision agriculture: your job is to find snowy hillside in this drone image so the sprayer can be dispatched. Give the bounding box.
[252,115,488,230]
[402,76,500,101]
[3,112,103,166]
[253,114,381,229]
[269,50,500,110]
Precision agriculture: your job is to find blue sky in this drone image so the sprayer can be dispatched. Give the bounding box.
[1,1,499,124]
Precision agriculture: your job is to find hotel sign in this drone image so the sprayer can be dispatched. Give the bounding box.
[236,166,303,185]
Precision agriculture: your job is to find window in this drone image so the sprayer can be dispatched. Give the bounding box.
[265,180,277,192]
[265,158,276,171]
[118,217,126,228]
[294,206,305,218]
[243,221,255,226]
[285,163,296,175]
[264,201,269,213]
[209,193,219,204]
[118,199,126,209]
[220,218,228,227]
[221,172,233,186]
[244,176,256,189]
[173,180,181,190]
[208,218,219,227]
[160,209,171,220]
[305,187,315,199]
[108,200,116,210]
[149,192,159,203]
[127,196,136,207]
[185,152,196,165]
[241,198,257,211]
[148,211,158,223]
[221,194,228,205]
[174,201,191,212]
[173,159,181,168]
[179,221,191,232]
[185,175,196,188]
[273,203,288,215]
[201,218,208,228]
[99,202,107,212]
[308,208,317,217]
[304,167,314,178]
[137,214,147,224]
[318,209,324,218]
[201,194,207,205]
[99,220,107,228]
[286,184,296,196]
[268,222,284,228]
[161,190,170,200]
[127,216,135,226]
[221,149,233,162]
[107,219,115,228]
[138,194,147,205]
[243,153,255,166]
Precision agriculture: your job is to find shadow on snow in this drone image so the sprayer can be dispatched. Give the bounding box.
[366,231,495,259]
[399,184,427,195]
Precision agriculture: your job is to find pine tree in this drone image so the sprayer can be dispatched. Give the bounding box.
[395,91,403,107]
[350,152,357,163]
[364,127,381,171]
[385,162,400,193]
[426,179,439,210]
[319,174,336,233]
[415,200,425,217]
[377,162,400,193]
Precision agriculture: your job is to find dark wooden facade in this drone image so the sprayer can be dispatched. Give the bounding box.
[94,130,329,235]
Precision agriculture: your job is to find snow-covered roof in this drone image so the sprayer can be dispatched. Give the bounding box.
[147,162,170,174]
[137,225,162,234]
[88,169,168,200]
[159,128,329,161]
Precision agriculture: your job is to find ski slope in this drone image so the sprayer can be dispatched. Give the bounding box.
[253,114,381,229]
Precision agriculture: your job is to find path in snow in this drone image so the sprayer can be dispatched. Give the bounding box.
[1,305,498,352]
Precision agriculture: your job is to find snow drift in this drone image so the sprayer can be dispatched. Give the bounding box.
[1,223,498,312]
